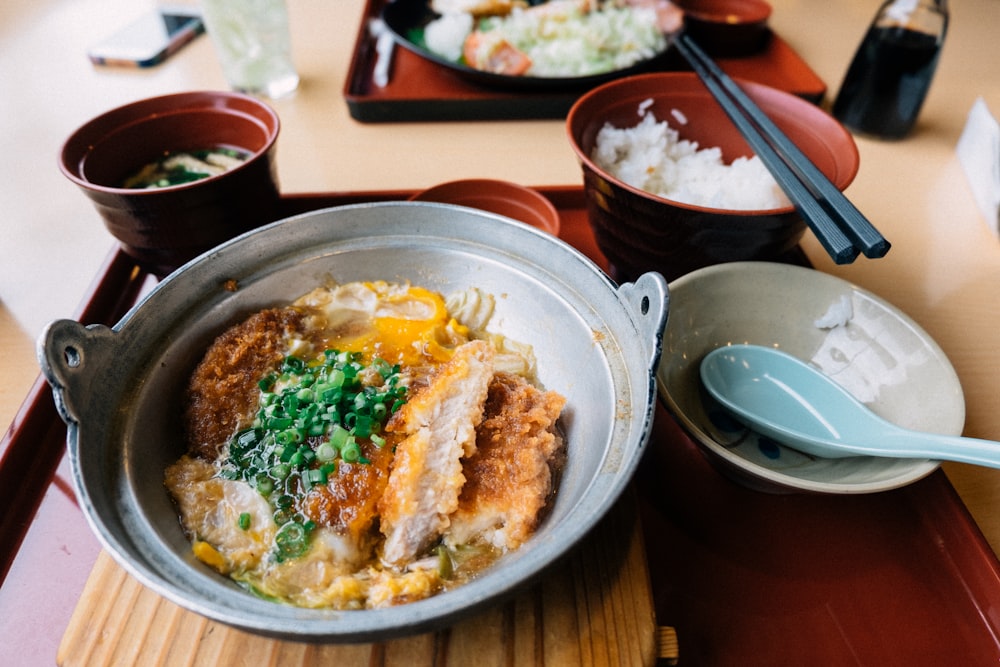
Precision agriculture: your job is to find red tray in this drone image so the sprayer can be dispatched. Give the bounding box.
[344,0,828,122]
[4,189,1000,664]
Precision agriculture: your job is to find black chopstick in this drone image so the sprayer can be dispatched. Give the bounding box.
[675,34,890,262]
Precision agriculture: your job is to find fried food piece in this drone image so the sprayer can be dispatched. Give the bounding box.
[463,32,533,75]
[378,340,495,566]
[184,307,304,457]
[447,372,566,551]
[300,441,396,541]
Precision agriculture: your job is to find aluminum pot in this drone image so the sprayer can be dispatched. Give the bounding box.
[39,202,668,642]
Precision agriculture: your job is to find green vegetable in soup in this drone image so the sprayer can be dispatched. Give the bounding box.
[122,147,249,189]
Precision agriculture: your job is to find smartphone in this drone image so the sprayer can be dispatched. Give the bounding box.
[88,7,204,68]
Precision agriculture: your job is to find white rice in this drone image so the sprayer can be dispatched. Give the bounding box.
[424,12,473,62]
[591,102,791,210]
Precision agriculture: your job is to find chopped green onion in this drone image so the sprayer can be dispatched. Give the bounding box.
[236,429,262,448]
[266,417,293,431]
[306,468,328,486]
[341,441,361,464]
[273,507,294,526]
[255,474,274,496]
[436,545,453,579]
[274,521,311,561]
[282,356,304,373]
[316,441,337,462]
[353,414,373,439]
[220,349,408,562]
[328,424,349,449]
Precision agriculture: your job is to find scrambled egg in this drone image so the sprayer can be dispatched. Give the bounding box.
[294,281,471,366]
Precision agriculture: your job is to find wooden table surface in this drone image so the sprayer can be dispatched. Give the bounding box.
[2,0,999,662]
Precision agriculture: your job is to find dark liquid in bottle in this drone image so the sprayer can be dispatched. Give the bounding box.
[832,26,942,139]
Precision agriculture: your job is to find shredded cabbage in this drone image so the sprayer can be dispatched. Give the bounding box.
[426,0,666,77]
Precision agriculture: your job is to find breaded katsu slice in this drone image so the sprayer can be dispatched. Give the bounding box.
[300,442,395,541]
[378,340,495,566]
[184,307,305,457]
[447,372,566,551]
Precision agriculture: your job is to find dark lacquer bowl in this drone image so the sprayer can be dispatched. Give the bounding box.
[678,0,773,57]
[566,72,859,282]
[59,91,281,277]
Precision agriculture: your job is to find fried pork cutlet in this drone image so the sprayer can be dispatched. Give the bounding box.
[378,340,495,566]
[300,442,395,541]
[447,371,566,551]
[184,307,305,457]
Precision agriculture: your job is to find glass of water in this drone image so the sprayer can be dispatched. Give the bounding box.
[201,0,300,99]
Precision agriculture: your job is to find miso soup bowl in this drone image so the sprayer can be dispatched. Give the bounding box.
[59,91,282,277]
[38,202,668,642]
[677,0,773,57]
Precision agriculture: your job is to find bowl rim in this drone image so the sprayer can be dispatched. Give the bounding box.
[59,90,280,195]
[657,261,963,494]
[566,71,860,216]
[408,178,562,235]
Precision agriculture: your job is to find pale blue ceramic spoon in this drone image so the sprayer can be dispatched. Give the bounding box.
[699,344,1000,467]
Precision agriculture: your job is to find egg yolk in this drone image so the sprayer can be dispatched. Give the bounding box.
[324,285,469,366]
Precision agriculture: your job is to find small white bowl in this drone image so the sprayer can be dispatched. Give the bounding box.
[657,262,965,494]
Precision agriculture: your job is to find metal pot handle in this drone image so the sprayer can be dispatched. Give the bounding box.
[617,271,669,370]
[37,319,118,426]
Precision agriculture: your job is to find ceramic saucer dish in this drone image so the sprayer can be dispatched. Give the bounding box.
[657,261,965,494]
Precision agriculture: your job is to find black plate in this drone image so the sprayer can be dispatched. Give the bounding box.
[380,0,674,91]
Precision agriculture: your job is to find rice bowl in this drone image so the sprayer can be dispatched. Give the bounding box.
[566,72,860,281]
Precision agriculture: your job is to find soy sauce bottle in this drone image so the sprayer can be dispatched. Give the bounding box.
[832,0,948,139]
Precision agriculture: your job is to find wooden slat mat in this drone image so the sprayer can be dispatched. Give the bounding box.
[58,488,675,666]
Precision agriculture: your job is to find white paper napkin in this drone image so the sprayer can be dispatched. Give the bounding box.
[956,97,1000,235]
